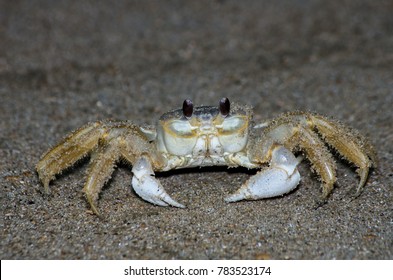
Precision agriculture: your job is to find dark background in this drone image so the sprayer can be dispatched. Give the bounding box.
[1,0,392,259]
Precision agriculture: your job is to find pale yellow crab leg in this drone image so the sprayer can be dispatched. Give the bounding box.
[36,122,104,193]
[84,141,120,215]
[309,114,376,194]
[225,146,301,202]
[84,126,165,215]
[131,156,185,208]
[250,112,374,199]
[292,127,337,198]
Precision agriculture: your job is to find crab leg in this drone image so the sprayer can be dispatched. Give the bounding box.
[36,122,104,193]
[84,141,120,215]
[132,156,185,208]
[293,128,337,198]
[310,114,376,194]
[225,146,301,202]
[37,120,169,214]
[250,112,375,199]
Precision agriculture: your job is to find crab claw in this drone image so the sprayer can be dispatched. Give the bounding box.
[131,156,185,208]
[225,146,301,202]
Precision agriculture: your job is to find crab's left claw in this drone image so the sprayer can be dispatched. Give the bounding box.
[132,156,185,208]
[225,146,301,202]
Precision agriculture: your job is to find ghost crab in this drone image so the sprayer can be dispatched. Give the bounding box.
[36,98,375,215]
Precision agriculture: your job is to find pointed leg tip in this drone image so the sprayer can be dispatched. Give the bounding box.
[43,185,50,195]
[42,180,52,196]
[86,194,101,216]
[349,167,369,199]
[315,186,330,209]
[355,188,363,197]
[321,183,334,199]
[351,185,364,200]
[90,204,101,217]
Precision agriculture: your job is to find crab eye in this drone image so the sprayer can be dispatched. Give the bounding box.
[182,99,193,118]
[219,97,230,117]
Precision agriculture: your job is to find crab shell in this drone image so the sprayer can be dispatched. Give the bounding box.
[155,102,253,169]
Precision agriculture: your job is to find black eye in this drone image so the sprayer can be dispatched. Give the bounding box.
[219,97,230,116]
[182,99,193,118]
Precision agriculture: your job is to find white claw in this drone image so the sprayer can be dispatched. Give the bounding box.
[132,157,185,208]
[225,146,301,202]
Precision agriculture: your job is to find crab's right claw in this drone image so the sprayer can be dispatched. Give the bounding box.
[225,146,301,202]
[131,156,185,208]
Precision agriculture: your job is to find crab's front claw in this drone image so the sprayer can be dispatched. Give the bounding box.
[131,156,185,208]
[225,146,301,202]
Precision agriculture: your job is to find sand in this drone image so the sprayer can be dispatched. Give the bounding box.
[1,0,392,259]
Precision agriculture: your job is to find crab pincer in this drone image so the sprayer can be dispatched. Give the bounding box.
[131,156,185,208]
[225,146,301,202]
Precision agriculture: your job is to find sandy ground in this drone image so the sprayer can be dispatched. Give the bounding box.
[1,0,392,259]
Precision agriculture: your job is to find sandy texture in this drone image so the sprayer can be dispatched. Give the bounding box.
[1,0,392,259]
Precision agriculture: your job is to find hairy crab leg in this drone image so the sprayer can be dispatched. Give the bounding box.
[292,127,337,198]
[309,114,376,194]
[36,122,104,193]
[251,112,375,199]
[36,119,168,214]
[84,140,120,215]
[131,156,185,208]
[225,146,301,202]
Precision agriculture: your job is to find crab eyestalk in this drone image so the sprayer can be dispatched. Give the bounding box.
[182,99,193,118]
[219,97,230,117]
